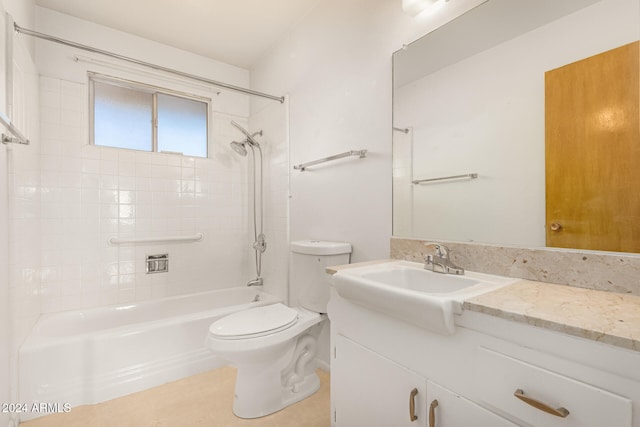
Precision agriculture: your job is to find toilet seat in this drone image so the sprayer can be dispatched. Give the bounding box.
[209,303,299,340]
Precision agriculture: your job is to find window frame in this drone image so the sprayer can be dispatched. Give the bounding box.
[88,72,211,157]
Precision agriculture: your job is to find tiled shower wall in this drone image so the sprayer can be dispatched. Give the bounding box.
[37,76,256,313]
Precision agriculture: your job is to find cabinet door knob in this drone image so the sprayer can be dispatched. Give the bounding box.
[513,389,569,418]
[429,399,439,426]
[409,388,418,421]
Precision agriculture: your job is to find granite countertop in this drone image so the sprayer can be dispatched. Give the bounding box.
[328,260,640,352]
[464,280,640,352]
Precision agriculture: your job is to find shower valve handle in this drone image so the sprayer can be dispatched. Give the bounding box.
[253,234,267,253]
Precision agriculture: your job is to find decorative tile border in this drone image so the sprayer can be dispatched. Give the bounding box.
[390,237,640,296]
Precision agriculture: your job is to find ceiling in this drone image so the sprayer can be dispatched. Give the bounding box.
[34,0,322,69]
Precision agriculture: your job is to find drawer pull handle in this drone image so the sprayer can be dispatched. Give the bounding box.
[513,389,570,418]
[409,388,418,421]
[429,399,439,426]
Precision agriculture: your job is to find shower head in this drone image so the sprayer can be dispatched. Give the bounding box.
[230,140,247,156]
[231,120,262,147]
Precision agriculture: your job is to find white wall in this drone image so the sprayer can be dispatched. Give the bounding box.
[394,0,639,247]
[250,0,483,264]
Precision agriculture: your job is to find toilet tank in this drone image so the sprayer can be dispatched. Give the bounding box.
[291,240,351,313]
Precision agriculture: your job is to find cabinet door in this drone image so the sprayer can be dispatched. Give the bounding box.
[426,380,519,427]
[332,334,427,426]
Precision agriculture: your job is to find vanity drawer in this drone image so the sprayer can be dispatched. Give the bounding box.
[476,347,632,427]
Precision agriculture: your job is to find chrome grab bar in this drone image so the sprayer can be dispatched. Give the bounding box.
[412,173,478,185]
[0,111,29,145]
[294,149,367,171]
[108,233,203,245]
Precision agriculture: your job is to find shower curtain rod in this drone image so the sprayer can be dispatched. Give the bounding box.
[13,23,285,104]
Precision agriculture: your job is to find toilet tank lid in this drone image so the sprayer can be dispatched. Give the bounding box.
[291,240,352,255]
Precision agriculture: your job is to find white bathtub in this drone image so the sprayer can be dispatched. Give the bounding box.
[19,287,279,420]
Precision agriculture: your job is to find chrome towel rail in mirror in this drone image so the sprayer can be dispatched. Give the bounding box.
[294,149,367,171]
[412,173,478,185]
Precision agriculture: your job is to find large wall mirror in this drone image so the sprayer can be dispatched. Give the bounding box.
[393,0,640,253]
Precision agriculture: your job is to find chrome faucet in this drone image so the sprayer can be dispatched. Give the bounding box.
[247,277,263,287]
[424,243,464,275]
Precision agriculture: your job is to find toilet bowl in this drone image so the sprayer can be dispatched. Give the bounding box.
[206,304,325,418]
[205,240,351,419]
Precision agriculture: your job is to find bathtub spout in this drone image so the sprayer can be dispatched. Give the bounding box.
[247,277,263,287]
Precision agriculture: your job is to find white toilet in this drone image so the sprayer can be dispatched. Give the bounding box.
[206,240,351,419]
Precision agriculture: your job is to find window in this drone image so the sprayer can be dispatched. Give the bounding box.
[90,74,209,157]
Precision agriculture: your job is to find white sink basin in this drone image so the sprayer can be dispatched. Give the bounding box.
[360,268,478,293]
[330,260,517,335]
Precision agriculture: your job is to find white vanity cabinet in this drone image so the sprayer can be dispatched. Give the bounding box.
[331,333,519,427]
[328,287,640,427]
[332,335,427,426]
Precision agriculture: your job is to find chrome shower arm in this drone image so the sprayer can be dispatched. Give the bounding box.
[231,120,262,146]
